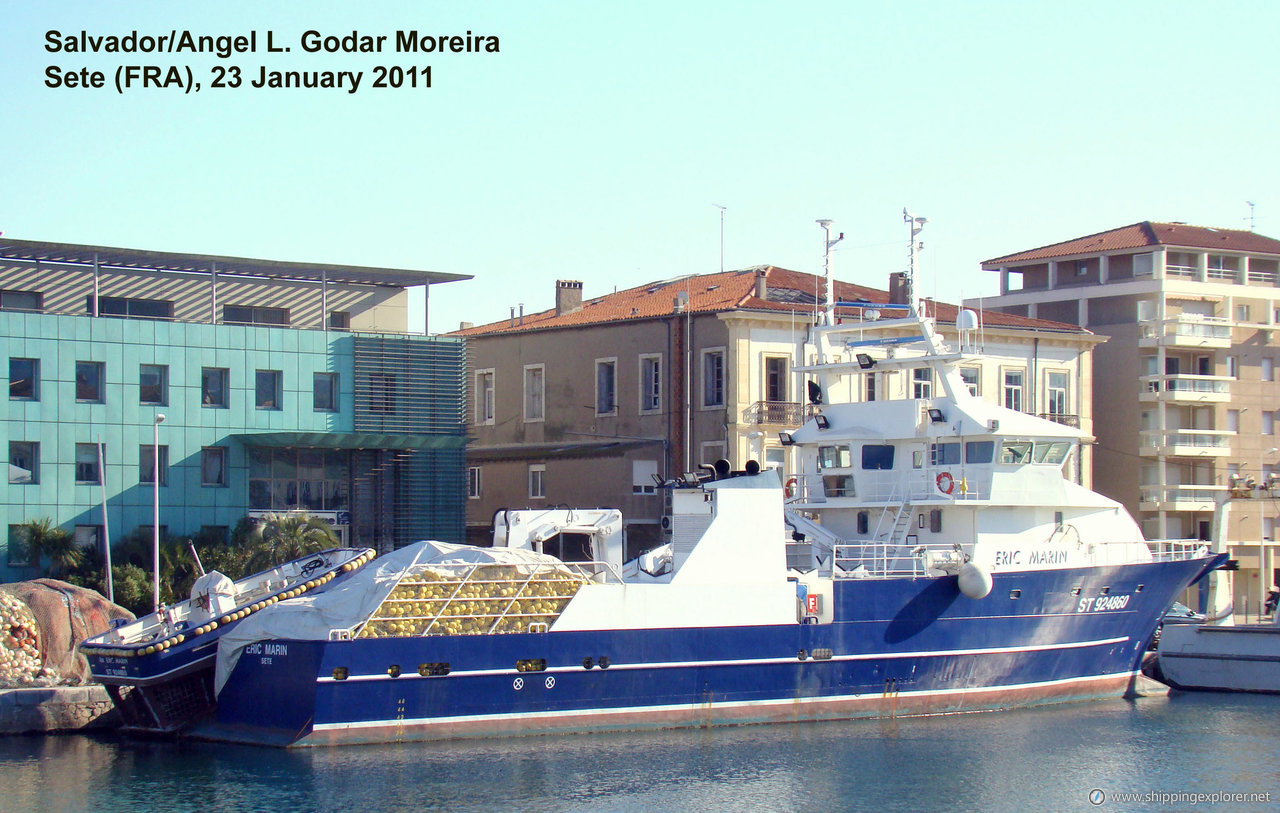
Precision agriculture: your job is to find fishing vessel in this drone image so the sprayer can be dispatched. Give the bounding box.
[79,546,373,733]
[1157,480,1280,693]
[196,301,1223,747]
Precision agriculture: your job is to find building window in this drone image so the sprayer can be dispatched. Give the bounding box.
[1228,356,1240,378]
[201,446,228,486]
[475,369,495,425]
[1075,260,1089,277]
[528,464,546,499]
[864,372,876,402]
[639,355,662,413]
[1264,357,1275,383]
[523,364,545,423]
[467,466,482,499]
[89,295,174,320]
[256,370,282,409]
[76,361,104,402]
[140,364,168,405]
[1003,369,1025,412]
[764,356,788,402]
[960,367,980,397]
[912,368,932,399]
[632,460,658,495]
[7,525,32,568]
[1236,304,1252,322]
[1227,409,1240,432]
[328,311,350,330]
[702,349,725,407]
[202,367,229,407]
[75,443,101,484]
[141,445,169,486]
[0,289,42,312]
[1265,412,1275,436]
[1046,371,1069,417]
[313,372,338,412]
[74,525,101,551]
[368,373,396,414]
[9,358,37,400]
[248,448,349,511]
[8,441,37,484]
[224,305,289,326]
[596,358,617,416]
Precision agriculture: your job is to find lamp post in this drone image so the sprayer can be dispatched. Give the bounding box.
[153,413,165,613]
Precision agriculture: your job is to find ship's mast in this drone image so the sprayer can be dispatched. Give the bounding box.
[903,208,927,313]
[816,219,844,326]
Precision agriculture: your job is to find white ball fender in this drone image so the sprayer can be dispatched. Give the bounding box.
[958,561,993,599]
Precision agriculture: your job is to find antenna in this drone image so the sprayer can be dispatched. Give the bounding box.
[903,207,927,312]
[1247,201,1256,231]
[713,205,726,273]
[816,219,844,325]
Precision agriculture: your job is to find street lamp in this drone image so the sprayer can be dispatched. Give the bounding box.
[153,413,166,613]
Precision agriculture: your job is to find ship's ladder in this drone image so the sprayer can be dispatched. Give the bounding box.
[871,480,913,548]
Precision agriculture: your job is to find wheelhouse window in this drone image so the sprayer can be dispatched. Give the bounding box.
[999,441,1033,465]
[960,367,980,396]
[930,443,961,465]
[861,444,895,470]
[1033,441,1071,465]
[818,445,851,469]
[966,441,995,463]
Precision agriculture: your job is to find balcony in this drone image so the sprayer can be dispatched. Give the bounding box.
[1138,374,1233,403]
[1139,315,1233,349]
[1139,484,1227,512]
[1139,429,1235,458]
[742,401,813,426]
[1037,413,1080,428]
[1166,264,1199,279]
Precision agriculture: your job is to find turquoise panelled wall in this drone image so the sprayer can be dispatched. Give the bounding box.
[0,311,466,581]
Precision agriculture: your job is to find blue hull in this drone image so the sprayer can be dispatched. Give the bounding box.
[200,556,1218,747]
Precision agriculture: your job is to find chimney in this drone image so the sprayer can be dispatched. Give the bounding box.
[459,321,474,330]
[888,272,909,305]
[556,280,583,316]
[754,269,767,300]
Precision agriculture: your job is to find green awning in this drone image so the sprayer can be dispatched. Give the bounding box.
[231,432,467,451]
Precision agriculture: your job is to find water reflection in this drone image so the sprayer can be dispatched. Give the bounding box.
[1,694,1277,812]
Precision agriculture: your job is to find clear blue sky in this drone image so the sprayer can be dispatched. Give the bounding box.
[3,1,1278,333]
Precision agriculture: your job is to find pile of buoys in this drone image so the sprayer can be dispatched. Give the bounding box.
[359,567,587,639]
[0,591,43,686]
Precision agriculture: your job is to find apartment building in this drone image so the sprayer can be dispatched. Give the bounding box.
[976,221,1280,617]
[0,238,470,580]
[456,266,1099,556]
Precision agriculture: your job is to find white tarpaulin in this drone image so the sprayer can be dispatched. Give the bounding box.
[213,540,566,694]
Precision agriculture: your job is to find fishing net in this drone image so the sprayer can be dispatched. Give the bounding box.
[0,580,134,687]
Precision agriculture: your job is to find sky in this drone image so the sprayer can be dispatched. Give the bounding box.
[3,1,1279,334]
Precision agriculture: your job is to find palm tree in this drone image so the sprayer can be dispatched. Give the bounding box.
[245,512,338,572]
[15,518,83,579]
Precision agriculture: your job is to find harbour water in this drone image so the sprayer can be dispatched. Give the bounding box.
[1,692,1277,812]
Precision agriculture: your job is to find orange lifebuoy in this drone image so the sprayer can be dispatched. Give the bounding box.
[936,471,955,494]
[785,477,798,498]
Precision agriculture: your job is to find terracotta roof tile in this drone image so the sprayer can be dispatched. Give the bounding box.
[983,221,1280,266]
[451,266,1087,337]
